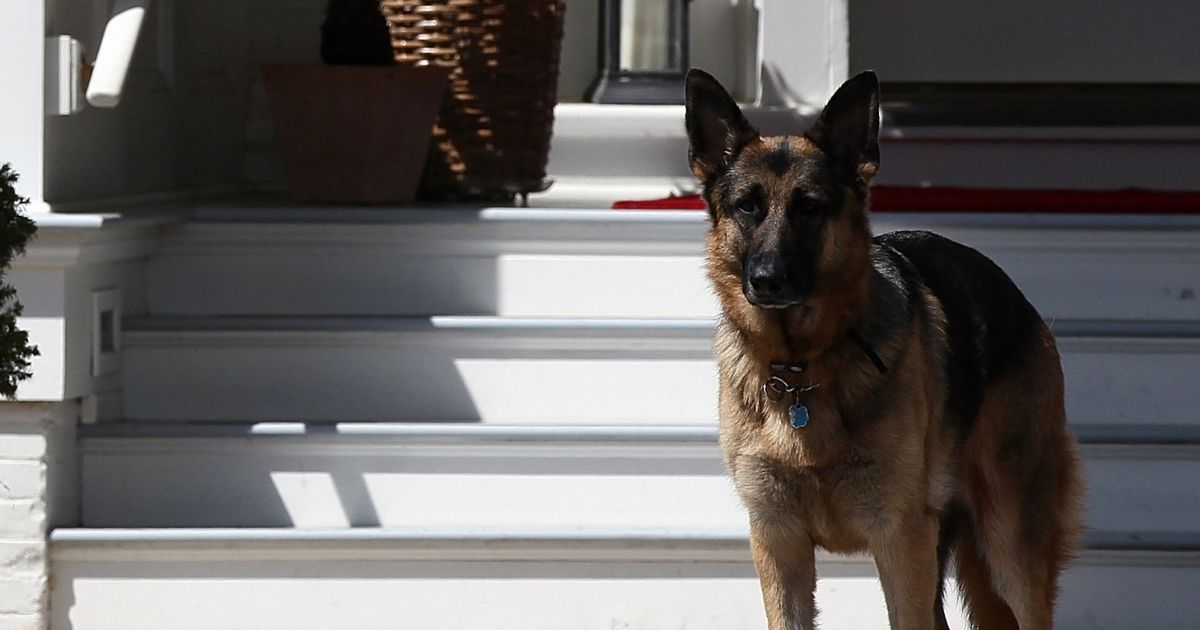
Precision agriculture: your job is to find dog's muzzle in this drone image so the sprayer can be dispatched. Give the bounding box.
[744,259,804,308]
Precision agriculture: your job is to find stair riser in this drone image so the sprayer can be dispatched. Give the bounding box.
[149,254,720,318]
[80,439,1197,534]
[148,253,1200,321]
[549,103,1200,191]
[50,548,1199,630]
[121,334,1200,425]
[145,221,1200,320]
[880,139,1200,191]
[548,106,1200,191]
[47,557,931,630]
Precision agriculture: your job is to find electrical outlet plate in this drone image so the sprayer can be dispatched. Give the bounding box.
[92,289,121,377]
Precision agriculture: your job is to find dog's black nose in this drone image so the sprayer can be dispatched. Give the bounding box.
[746,260,795,306]
[749,268,785,296]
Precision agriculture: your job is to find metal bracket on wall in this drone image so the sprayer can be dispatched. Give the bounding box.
[45,36,86,115]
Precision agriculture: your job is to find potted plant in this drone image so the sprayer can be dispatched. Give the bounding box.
[260,0,449,204]
[0,164,38,398]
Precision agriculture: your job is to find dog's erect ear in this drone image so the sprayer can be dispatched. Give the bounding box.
[805,71,880,183]
[686,69,759,182]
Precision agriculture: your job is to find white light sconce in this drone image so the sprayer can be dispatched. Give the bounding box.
[86,0,152,108]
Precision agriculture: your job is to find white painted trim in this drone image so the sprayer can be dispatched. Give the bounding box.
[77,421,1200,447]
[182,202,1200,229]
[123,315,715,331]
[77,421,1200,463]
[48,528,1200,567]
[20,212,171,267]
[120,316,715,352]
[825,0,849,97]
[757,0,848,107]
[118,315,1200,349]
[78,424,1200,468]
[157,204,1200,261]
[41,186,250,215]
[10,212,162,401]
[50,526,757,564]
[50,526,1197,553]
[78,425,722,460]
[251,423,716,441]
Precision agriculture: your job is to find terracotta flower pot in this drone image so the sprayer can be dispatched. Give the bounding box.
[261,63,448,204]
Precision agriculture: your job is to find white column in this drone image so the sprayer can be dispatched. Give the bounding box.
[0,0,46,211]
[757,0,848,108]
[0,403,77,630]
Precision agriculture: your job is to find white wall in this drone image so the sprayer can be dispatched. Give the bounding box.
[9,216,155,404]
[558,0,601,101]
[0,402,79,630]
[43,0,249,203]
[850,0,1200,83]
[0,1,45,209]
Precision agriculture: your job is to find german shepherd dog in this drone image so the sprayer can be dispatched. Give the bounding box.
[685,69,1084,630]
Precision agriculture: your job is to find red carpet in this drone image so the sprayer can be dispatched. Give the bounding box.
[613,186,1200,214]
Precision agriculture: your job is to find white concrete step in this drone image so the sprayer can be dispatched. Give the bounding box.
[79,424,1200,537]
[545,104,1200,192]
[119,316,1200,425]
[145,205,1200,321]
[48,527,1200,630]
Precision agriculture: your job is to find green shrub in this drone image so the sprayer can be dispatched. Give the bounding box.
[0,164,38,398]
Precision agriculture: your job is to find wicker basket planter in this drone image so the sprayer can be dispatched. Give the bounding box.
[380,0,566,202]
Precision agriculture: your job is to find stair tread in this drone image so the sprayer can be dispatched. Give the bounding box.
[187,201,707,225]
[49,527,1200,554]
[122,315,717,334]
[185,198,1200,229]
[79,421,1200,447]
[122,315,1200,339]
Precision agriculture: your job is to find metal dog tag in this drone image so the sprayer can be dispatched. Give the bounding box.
[789,400,810,429]
[764,375,815,429]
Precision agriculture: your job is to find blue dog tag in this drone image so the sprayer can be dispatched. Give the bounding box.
[789,402,810,428]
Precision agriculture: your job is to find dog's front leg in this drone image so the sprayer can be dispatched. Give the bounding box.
[749,520,817,630]
[871,512,941,630]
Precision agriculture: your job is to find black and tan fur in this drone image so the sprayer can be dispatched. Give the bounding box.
[685,69,1084,630]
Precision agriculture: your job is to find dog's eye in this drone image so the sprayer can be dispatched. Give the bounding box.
[789,190,823,219]
[735,200,759,216]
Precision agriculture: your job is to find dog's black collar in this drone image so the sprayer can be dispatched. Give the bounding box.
[849,330,889,375]
[770,330,888,376]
